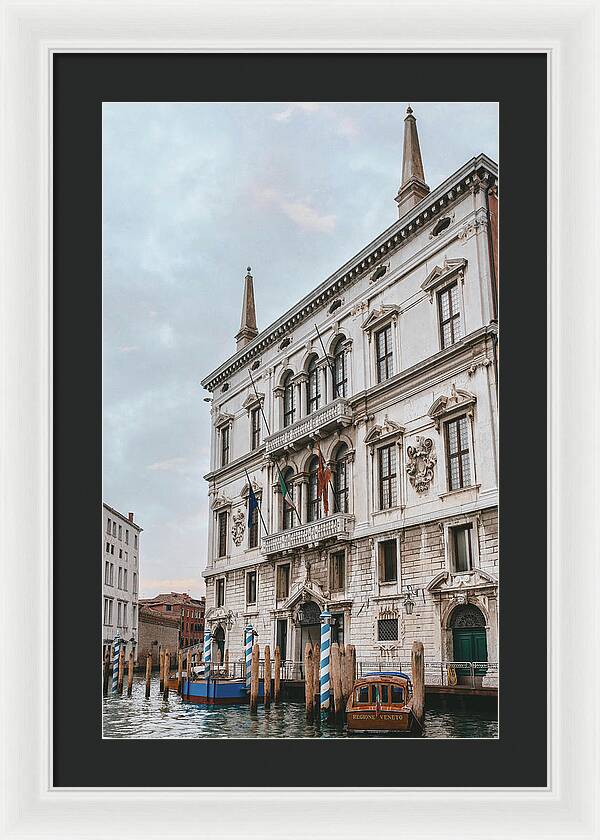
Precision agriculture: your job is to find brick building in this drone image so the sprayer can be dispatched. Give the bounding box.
[201,106,499,676]
[137,606,180,668]
[140,592,205,649]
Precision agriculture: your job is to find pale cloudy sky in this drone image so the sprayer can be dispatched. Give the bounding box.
[102,101,498,599]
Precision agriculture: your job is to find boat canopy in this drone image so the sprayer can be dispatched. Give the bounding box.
[361,671,412,681]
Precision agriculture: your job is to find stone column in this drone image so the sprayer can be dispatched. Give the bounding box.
[298,476,309,524]
[296,373,308,417]
[273,386,284,432]
[320,362,328,406]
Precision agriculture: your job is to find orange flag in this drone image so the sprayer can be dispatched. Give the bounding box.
[317,444,332,515]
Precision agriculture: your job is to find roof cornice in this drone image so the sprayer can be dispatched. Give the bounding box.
[201,154,498,393]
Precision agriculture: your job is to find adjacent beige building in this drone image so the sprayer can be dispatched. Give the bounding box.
[102,504,142,662]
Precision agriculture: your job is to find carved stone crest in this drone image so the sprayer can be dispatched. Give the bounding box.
[231,508,245,546]
[406,437,437,493]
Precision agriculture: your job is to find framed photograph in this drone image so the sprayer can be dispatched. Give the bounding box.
[1,1,598,838]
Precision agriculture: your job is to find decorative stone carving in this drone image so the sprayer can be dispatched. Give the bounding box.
[428,385,477,430]
[406,436,437,493]
[364,415,404,446]
[231,508,245,546]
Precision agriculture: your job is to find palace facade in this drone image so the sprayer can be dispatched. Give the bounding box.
[201,107,499,675]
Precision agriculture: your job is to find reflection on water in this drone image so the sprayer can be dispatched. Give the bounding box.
[102,675,498,739]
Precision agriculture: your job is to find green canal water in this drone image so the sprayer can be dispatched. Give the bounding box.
[103,675,497,739]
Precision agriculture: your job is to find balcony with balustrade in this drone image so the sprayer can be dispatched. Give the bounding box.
[265,397,353,459]
[262,512,355,556]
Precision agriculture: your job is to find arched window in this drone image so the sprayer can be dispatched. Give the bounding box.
[333,443,349,513]
[332,337,348,398]
[307,356,321,415]
[283,371,296,428]
[307,456,320,522]
[281,467,296,531]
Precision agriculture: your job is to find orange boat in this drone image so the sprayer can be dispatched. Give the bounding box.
[345,671,422,734]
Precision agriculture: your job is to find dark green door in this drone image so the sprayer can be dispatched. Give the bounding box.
[453,628,488,675]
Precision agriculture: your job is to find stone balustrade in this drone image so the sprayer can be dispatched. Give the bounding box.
[265,397,353,457]
[262,513,355,555]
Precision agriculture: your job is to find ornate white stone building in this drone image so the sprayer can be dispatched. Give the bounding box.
[201,107,499,676]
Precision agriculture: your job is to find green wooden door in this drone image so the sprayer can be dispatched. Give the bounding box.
[453,628,488,675]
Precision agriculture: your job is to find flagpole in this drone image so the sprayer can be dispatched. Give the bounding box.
[244,468,269,536]
[247,368,303,527]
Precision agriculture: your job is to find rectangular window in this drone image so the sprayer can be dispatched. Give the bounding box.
[122,603,127,628]
[451,524,473,572]
[109,563,114,585]
[248,505,259,549]
[104,560,110,585]
[250,406,261,450]
[112,522,116,537]
[118,567,122,589]
[334,348,347,398]
[378,445,397,509]
[356,685,370,704]
[106,541,110,553]
[221,425,230,467]
[108,599,113,624]
[103,598,110,625]
[307,362,321,414]
[330,552,345,591]
[119,548,122,559]
[438,282,462,349]
[123,569,128,590]
[117,601,122,627]
[106,518,111,533]
[276,564,290,600]
[276,619,288,660]
[391,684,404,704]
[377,617,399,641]
[375,324,393,383]
[217,511,228,557]
[216,578,225,608]
[283,378,296,427]
[132,605,137,627]
[124,551,128,563]
[379,540,398,583]
[134,534,138,550]
[118,524,122,540]
[133,572,137,594]
[111,544,114,555]
[125,529,129,545]
[246,570,257,605]
[445,415,472,490]
[165,604,172,611]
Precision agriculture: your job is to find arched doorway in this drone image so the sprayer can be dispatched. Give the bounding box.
[450,604,488,680]
[213,625,225,665]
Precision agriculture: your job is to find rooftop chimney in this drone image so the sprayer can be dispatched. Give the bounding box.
[395,105,430,219]
[128,512,134,523]
[235,267,258,350]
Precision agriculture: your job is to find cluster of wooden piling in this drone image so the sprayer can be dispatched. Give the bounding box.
[304,642,356,721]
[248,644,282,713]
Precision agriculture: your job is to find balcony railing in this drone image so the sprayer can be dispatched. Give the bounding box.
[262,513,355,555]
[265,397,353,457]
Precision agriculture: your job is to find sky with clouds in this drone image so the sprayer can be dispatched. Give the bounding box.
[102,101,498,599]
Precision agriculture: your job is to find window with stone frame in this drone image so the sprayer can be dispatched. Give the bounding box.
[438,281,462,349]
[283,371,296,427]
[378,444,397,509]
[450,523,473,573]
[220,424,230,467]
[246,570,257,605]
[250,406,261,450]
[333,443,349,513]
[307,356,321,414]
[217,510,228,557]
[281,467,296,531]
[307,456,321,522]
[375,324,393,383]
[106,518,111,533]
[276,563,290,600]
[332,336,348,398]
[377,617,399,641]
[445,415,472,490]
[216,578,225,607]
[329,551,345,592]
[248,504,259,549]
[378,539,398,583]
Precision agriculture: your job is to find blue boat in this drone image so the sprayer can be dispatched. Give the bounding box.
[182,675,268,705]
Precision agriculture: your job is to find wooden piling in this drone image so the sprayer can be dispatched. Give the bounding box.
[103,647,111,696]
[163,651,170,701]
[145,653,152,699]
[331,642,343,718]
[159,647,165,692]
[250,643,260,713]
[274,646,281,703]
[177,651,183,694]
[411,641,425,726]
[224,648,229,676]
[117,644,125,695]
[345,644,357,693]
[127,651,134,697]
[313,643,320,712]
[340,645,350,706]
[304,642,314,719]
[264,645,271,708]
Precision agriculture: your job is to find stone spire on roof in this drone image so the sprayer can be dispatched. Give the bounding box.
[235,266,258,350]
[395,105,430,219]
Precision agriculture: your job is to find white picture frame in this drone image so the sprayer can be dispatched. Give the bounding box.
[1,0,598,837]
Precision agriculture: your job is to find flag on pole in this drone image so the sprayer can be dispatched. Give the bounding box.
[317,444,332,515]
[279,469,289,500]
[247,482,259,528]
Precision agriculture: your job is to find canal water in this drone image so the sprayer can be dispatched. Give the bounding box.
[103,675,498,739]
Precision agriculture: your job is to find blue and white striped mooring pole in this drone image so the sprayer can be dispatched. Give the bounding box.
[245,624,253,692]
[319,610,332,713]
[111,633,120,694]
[203,629,212,679]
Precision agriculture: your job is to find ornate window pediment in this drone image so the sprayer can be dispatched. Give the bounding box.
[211,492,232,511]
[428,384,476,430]
[361,304,400,338]
[427,568,497,594]
[421,258,467,301]
[241,392,264,414]
[279,581,326,614]
[240,478,262,499]
[364,415,404,446]
[214,411,234,429]
[406,436,437,493]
